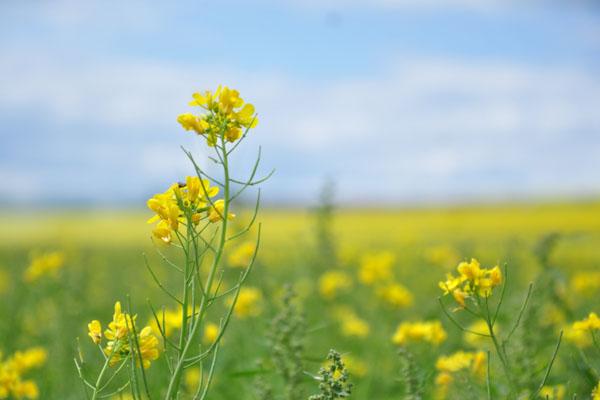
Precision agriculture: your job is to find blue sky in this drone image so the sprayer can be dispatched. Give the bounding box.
[1,0,599,205]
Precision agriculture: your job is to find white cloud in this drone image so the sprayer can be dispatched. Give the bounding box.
[1,49,599,203]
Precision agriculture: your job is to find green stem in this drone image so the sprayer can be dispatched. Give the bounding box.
[481,298,516,398]
[165,139,231,399]
[91,347,116,400]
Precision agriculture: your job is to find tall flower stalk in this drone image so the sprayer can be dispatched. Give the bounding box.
[77,86,271,400]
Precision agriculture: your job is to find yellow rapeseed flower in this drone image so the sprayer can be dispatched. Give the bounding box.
[319,271,352,299]
[435,350,486,377]
[203,323,219,345]
[90,301,160,369]
[341,355,367,378]
[179,86,258,147]
[149,308,182,337]
[570,271,600,297]
[208,199,235,223]
[592,381,600,400]
[539,384,566,400]
[339,313,370,338]
[0,347,46,399]
[439,258,503,309]
[88,320,102,344]
[137,327,160,369]
[424,244,461,268]
[227,242,255,268]
[392,320,447,346]
[565,312,600,349]
[231,287,262,318]
[563,325,592,348]
[184,368,201,392]
[463,320,492,347]
[23,251,65,282]
[572,312,600,331]
[147,178,220,243]
[359,251,395,285]
[376,282,413,308]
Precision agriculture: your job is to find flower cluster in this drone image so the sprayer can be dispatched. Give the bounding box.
[319,271,352,300]
[230,287,263,318]
[23,251,65,283]
[227,241,255,268]
[572,312,600,332]
[392,320,447,346]
[87,302,160,369]
[0,347,47,399]
[358,251,394,285]
[147,176,231,243]
[593,381,600,400]
[434,351,486,400]
[565,312,600,348]
[177,86,258,147]
[570,271,600,297]
[333,308,370,338]
[148,307,183,337]
[439,258,502,308]
[376,282,413,309]
[539,385,566,400]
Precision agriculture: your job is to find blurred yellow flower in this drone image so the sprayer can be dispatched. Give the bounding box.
[203,322,219,345]
[571,272,600,296]
[0,347,46,399]
[231,287,262,318]
[563,325,592,348]
[184,368,202,392]
[435,350,486,377]
[434,372,453,400]
[392,320,447,346]
[539,384,566,400]
[208,199,235,223]
[376,282,413,308]
[572,312,600,331]
[341,355,367,378]
[137,327,160,369]
[592,381,600,400]
[359,251,395,285]
[228,242,255,268]
[319,271,352,299]
[425,244,461,268]
[463,320,491,348]
[23,251,65,283]
[149,308,182,337]
[340,313,370,338]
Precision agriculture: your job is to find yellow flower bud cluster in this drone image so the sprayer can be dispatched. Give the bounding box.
[439,258,502,308]
[87,301,160,369]
[177,86,258,147]
[0,347,47,399]
[147,176,232,244]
